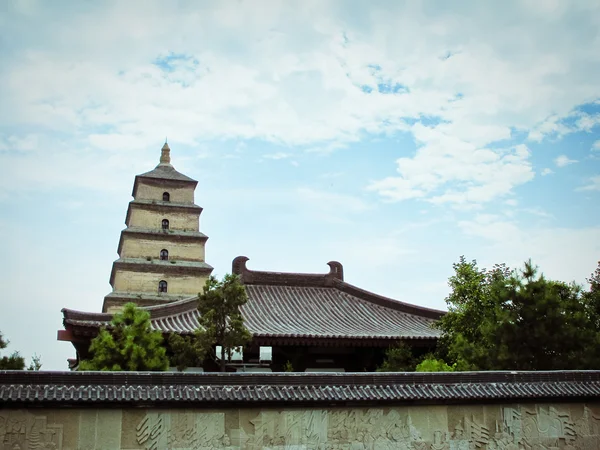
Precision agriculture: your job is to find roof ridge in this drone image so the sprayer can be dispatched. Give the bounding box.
[232,256,344,287]
[63,295,199,323]
[3,370,600,386]
[232,256,444,320]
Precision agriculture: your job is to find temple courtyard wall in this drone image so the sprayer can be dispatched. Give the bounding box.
[2,371,600,449]
[2,402,600,449]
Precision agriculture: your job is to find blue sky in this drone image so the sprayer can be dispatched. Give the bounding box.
[1,0,599,370]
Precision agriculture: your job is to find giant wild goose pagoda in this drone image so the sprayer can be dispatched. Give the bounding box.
[58,143,444,371]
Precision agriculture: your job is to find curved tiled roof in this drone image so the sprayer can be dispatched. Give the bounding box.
[137,164,196,183]
[63,258,445,343]
[242,285,439,339]
[2,371,600,406]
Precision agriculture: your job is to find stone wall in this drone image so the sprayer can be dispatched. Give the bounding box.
[112,270,208,295]
[120,237,206,262]
[135,183,195,203]
[2,402,599,449]
[127,208,200,231]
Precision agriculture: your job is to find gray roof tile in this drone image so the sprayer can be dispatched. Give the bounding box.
[2,371,599,406]
[137,164,196,183]
[64,258,444,342]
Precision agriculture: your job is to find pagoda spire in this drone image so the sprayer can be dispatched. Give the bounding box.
[159,142,172,167]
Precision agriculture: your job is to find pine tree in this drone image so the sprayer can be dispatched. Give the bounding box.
[0,331,25,370]
[79,303,168,371]
[377,342,415,372]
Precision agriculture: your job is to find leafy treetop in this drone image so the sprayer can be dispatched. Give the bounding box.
[0,331,25,370]
[436,257,600,371]
[79,303,168,371]
[196,274,252,372]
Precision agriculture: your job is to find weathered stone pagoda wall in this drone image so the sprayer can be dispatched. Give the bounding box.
[2,402,599,449]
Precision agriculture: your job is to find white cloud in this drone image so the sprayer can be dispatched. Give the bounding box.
[554,154,578,167]
[578,175,600,191]
[592,140,600,151]
[529,112,600,142]
[263,152,292,160]
[541,168,554,176]
[0,1,598,203]
[576,113,600,132]
[368,138,534,206]
[521,207,554,219]
[0,134,39,152]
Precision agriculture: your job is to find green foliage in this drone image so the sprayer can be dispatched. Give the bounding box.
[416,357,454,372]
[167,332,208,371]
[79,303,168,371]
[196,274,252,372]
[27,354,42,371]
[0,331,26,370]
[437,257,600,371]
[284,360,294,372]
[583,261,600,330]
[377,342,416,372]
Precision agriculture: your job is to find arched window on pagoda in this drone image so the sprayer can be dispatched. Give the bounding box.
[158,280,168,293]
[163,192,170,201]
[160,249,168,260]
[162,219,169,230]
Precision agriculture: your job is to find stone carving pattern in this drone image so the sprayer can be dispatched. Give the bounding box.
[0,413,62,450]
[136,411,229,449]
[240,405,600,450]
[4,404,599,450]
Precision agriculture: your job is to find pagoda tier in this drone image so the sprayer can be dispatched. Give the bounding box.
[102,143,213,313]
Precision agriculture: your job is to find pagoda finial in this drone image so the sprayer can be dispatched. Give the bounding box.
[159,142,171,166]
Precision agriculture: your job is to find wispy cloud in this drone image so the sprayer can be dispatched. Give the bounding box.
[0,134,39,152]
[541,168,554,176]
[529,112,600,142]
[263,152,292,160]
[1,1,597,204]
[521,207,554,219]
[554,154,578,167]
[369,141,534,206]
[578,175,600,192]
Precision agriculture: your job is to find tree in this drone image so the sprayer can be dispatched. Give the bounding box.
[416,357,454,372]
[583,261,600,330]
[0,331,25,370]
[377,342,416,372]
[435,256,512,370]
[27,354,42,371]
[79,303,168,371]
[436,257,600,371]
[167,332,207,371]
[196,274,252,372]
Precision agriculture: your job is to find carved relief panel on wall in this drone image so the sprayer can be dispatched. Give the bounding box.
[2,403,600,449]
[129,404,599,450]
[0,412,63,450]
